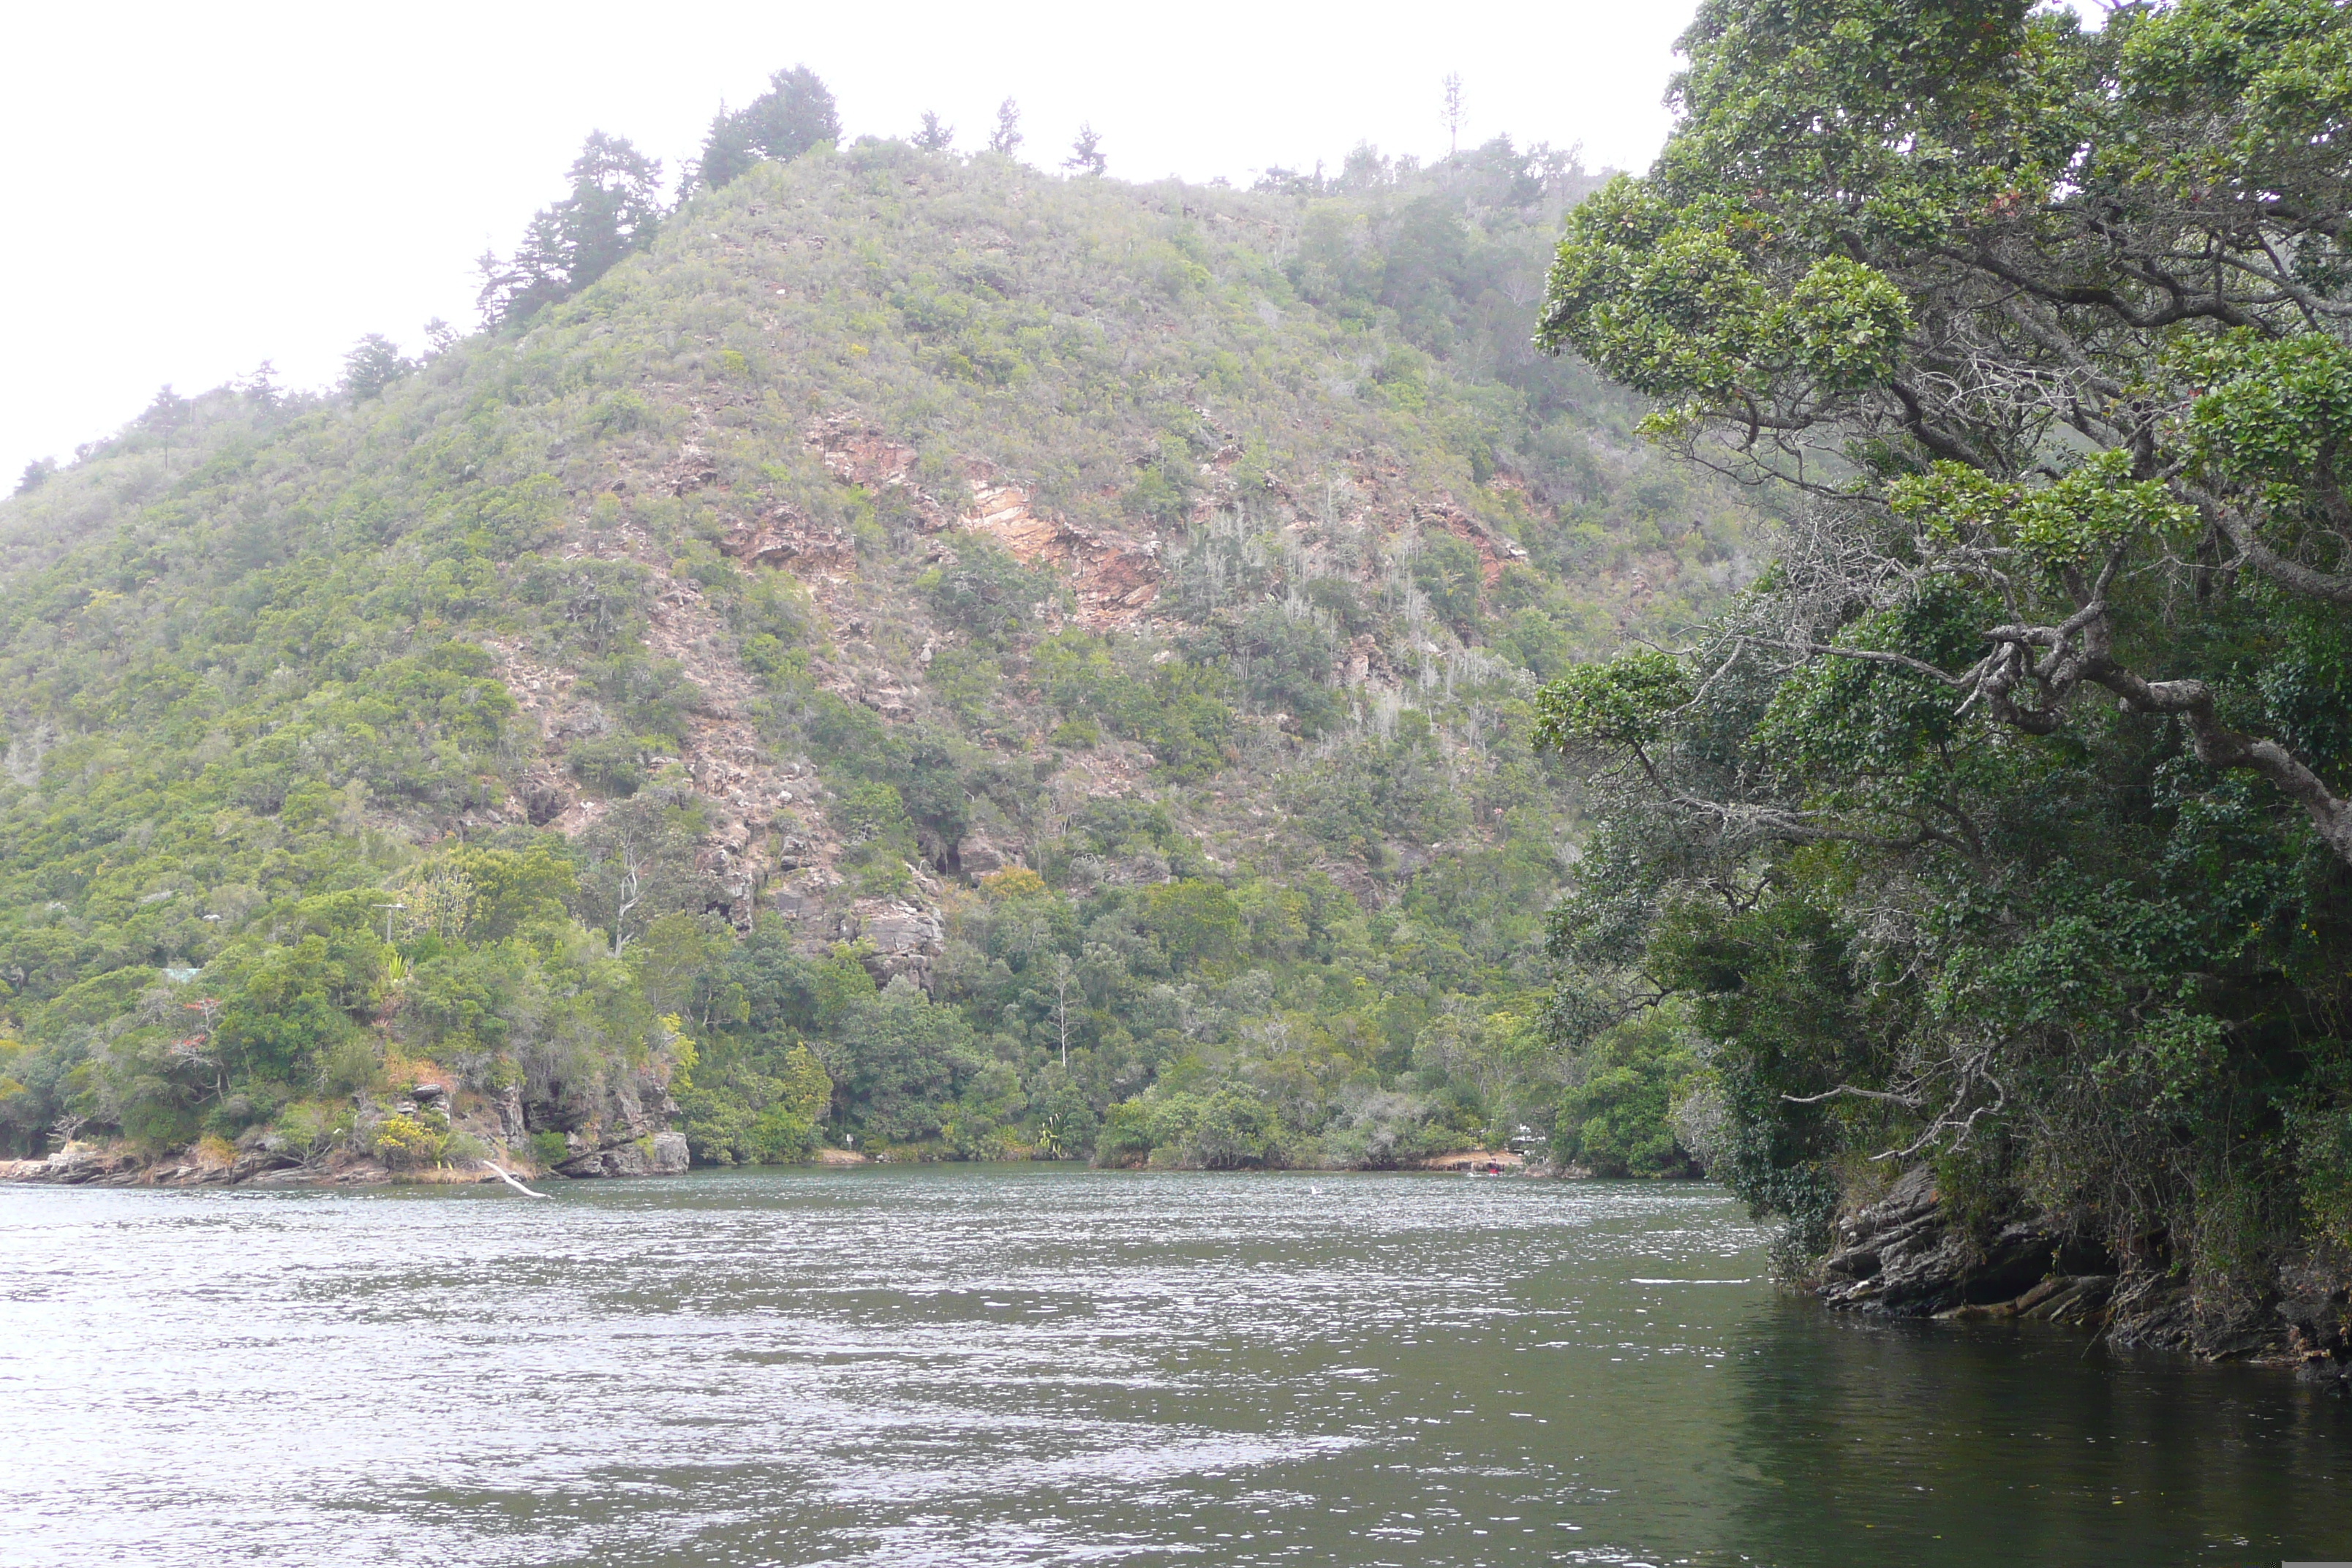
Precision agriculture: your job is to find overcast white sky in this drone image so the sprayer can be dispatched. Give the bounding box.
[1,1,1703,485]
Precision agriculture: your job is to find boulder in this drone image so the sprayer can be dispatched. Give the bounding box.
[959,833,1019,876]
[1818,1167,2081,1317]
[863,902,943,956]
[557,1129,691,1179]
[2277,1246,2352,1380]
[2,1143,140,1185]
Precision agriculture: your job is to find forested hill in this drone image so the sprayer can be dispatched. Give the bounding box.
[0,132,1756,1177]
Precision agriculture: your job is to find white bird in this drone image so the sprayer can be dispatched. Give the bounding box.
[481,1161,551,1198]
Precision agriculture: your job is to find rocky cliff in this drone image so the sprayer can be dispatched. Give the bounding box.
[1817,1167,2352,1380]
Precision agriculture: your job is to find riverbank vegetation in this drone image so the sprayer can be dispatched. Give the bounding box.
[1531,0,2352,1337]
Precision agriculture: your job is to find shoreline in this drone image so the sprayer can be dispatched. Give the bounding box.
[0,1141,1549,1190]
[0,1147,538,1190]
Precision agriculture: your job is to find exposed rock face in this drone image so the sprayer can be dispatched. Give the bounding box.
[1,1144,144,1185]
[2277,1249,2352,1390]
[807,417,955,527]
[1818,1168,2109,1322]
[535,1068,688,1177]
[1414,498,1531,584]
[558,1131,689,1178]
[2,1127,697,1189]
[800,414,1168,630]
[497,1082,528,1145]
[482,388,1555,1026]
[958,478,1164,627]
[0,1142,301,1187]
[851,898,946,988]
[721,506,859,576]
[957,832,1019,876]
[4,1068,699,1189]
[860,900,943,955]
[1815,1167,2352,1364]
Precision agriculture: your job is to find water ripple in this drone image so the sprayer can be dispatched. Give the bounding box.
[2,1168,2345,1567]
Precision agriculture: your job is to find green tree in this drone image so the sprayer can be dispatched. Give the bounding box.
[913,111,954,153]
[693,66,840,191]
[1550,1011,1698,1177]
[480,132,666,324]
[1411,532,1482,639]
[1537,0,2352,862]
[241,360,281,410]
[693,102,760,193]
[451,844,576,942]
[832,976,979,1143]
[987,98,1022,157]
[343,338,411,402]
[916,533,1060,649]
[1141,880,1242,971]
[142,385,189,463]
[742,66,840,161]
[630,911,730,1019]
[569,799,710,958]
[1533,0,2352,1300]
[1063,123,1107,176]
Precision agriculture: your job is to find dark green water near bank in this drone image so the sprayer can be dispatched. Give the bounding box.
[3,1166,2345,1566]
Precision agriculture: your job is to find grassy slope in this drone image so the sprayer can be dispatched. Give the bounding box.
[0,138,1757,1171]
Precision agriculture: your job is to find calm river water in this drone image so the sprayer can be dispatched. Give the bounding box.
[3,1166,2348,1566]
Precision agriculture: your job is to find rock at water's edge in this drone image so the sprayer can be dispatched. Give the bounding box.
[557,1130,690,1179]
[1814,1169,2352,1364]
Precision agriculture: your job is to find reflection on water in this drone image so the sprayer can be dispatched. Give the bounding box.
[2,1166,2345,1566]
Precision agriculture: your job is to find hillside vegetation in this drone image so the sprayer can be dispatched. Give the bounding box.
[0,128,1755,1177]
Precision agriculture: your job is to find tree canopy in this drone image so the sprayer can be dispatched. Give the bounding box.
[478,132,666,325]
[693,66,840,192]
[1536,0,2352,1335]
[477,68,844,326]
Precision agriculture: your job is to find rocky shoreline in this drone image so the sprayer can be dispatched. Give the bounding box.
[1815,1166,2352,1385]
[1,1139,1531,1188]
[0,1068,710,1192]
[1,1128,691,1190]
